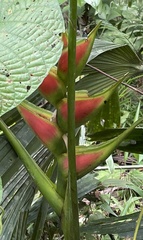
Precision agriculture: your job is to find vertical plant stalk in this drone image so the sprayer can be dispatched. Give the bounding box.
[133,207,143,240]
[0,118,63,216]
[64,0,80,239]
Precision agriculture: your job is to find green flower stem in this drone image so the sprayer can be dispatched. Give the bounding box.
[0,118,63,216]
[64,0,80,239]
[133,207,143,240]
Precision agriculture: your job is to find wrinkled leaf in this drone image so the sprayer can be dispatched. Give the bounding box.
[0,0,65,116]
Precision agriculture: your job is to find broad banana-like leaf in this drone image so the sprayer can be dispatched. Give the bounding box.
[0,0,65,117]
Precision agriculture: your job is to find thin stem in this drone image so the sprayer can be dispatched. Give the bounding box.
[87,63,143,95]
[65,0,79,238]
[133,207,143,240]
[0,118,63,216]
[95,165,143,171]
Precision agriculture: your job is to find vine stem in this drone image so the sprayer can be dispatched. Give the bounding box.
[64,0,80,238]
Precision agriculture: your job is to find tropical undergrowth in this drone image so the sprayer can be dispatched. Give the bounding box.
[0,1,143,240]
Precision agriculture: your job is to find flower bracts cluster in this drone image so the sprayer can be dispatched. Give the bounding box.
[17,23,125,178]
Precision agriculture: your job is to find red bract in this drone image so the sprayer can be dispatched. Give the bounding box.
[59,143,106,178]
[17,101,66,156]
[57,78,122,133]
[57,22,101,85]
[38,67,66,106]
[63,152,102,174]
[57,91,104,132]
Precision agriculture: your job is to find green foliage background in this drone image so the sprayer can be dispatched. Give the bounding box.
[1,0,143,239]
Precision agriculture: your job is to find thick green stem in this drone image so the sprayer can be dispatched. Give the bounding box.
[0,118,63,216]
[65,0,80,239]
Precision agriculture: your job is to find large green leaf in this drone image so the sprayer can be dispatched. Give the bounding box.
[88,128,143,154]
[1,140,53,239]
[0,0,65,116]
[0,97,57,239]
[87,39,124,62]
[88,128,143,141]
[0,119,42,186]
[76,41,143,95]
[81,211,143,239]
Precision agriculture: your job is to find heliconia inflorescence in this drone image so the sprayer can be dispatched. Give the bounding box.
[17,100,66,156]
[56,79,122,133]
[38,66,66,106]
[57,22,101,85]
